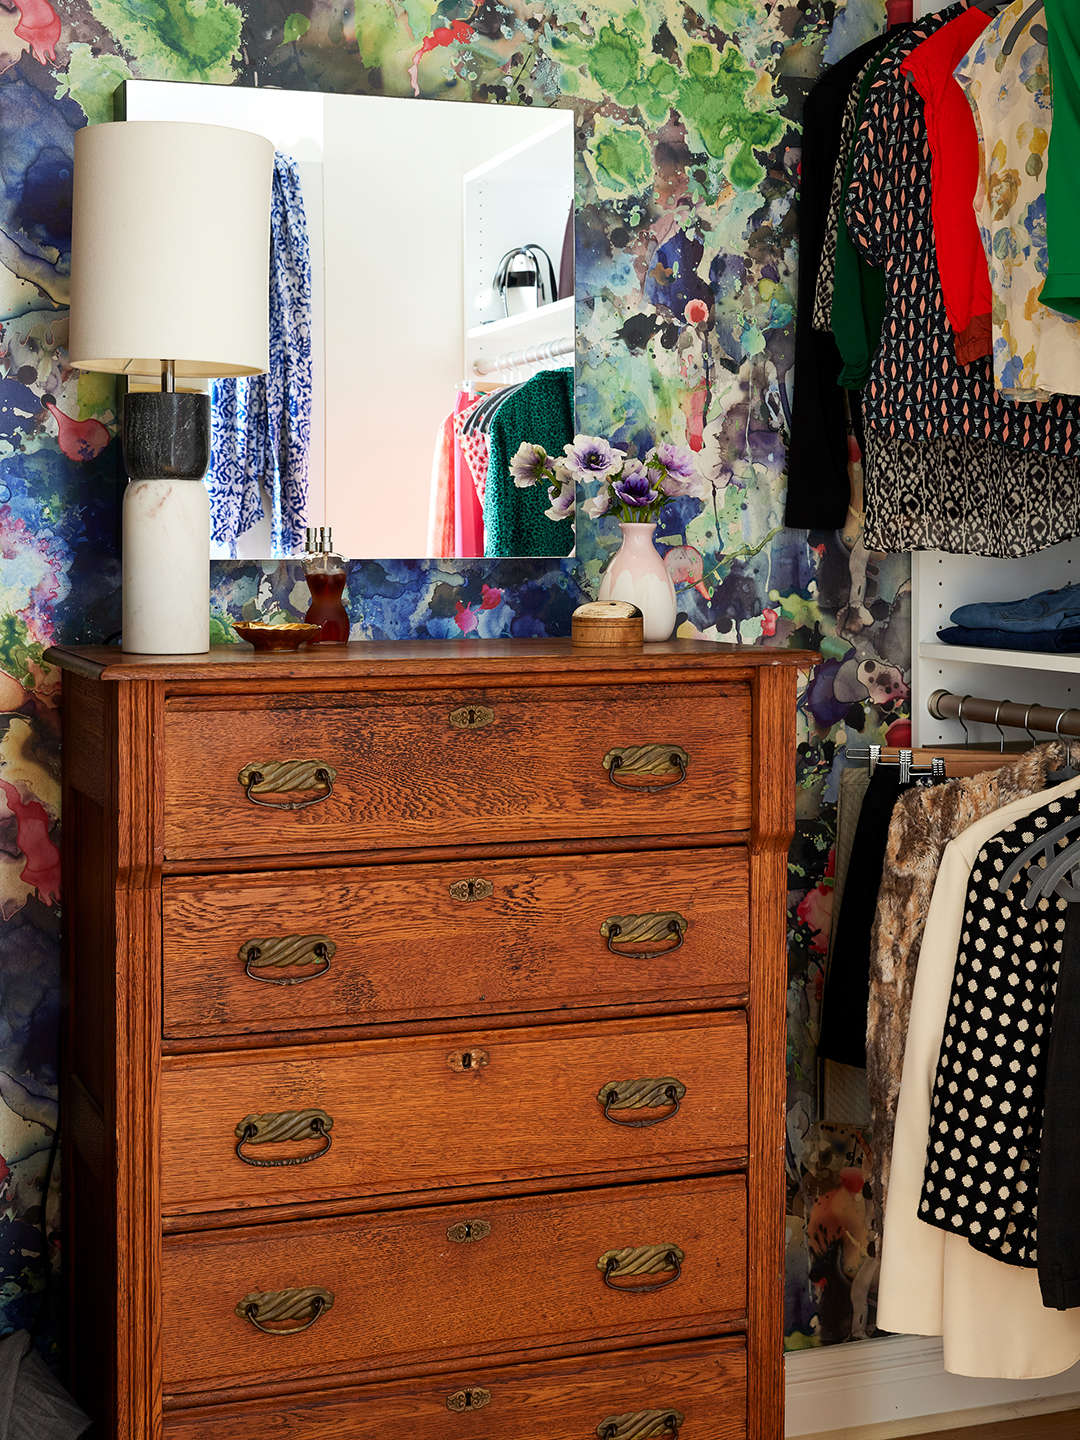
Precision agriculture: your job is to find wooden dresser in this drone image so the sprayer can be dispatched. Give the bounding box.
[48,638,813,1440]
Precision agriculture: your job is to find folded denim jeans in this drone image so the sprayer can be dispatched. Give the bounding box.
[952,584,1080,633]
[938,624,1080,652]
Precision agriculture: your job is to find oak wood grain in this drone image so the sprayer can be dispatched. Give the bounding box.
[161,847,749,1039]
[113,680,165,1440]
[160,1174,747,1396]
[45,637,818,683]
[159,1013,747,1215]
[160,1157,746,1233]
[161,682,752,861]
[161,1334,747,1440]
[747,664,797,1440]
[159,825,751,876]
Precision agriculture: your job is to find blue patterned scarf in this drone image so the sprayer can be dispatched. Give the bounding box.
[207,152,312,556]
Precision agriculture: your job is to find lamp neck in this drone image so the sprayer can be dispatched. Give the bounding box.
[160,359,175,394]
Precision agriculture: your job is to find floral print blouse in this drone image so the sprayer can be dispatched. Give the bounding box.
[955,0,1080,401]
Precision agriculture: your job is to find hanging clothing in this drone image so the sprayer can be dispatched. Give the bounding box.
[818,762,947,1069]
[428,390,487,558]
[207,151,312,556]
[899,5,992,360]
[918,790,1080,1267]
[866,742,1069,1230]
[956,2,1080,400]
[878,776,1080,1378]
[484,368,575,559]
[783,31,889,529]
[812,36,904,335]
[1038,900,1080,1309]
[826,764,872,974]
[845,11,1080,457]
[453,400,491,507]
[1042,0,1080,319]
[454,415,484,558]
[828,37,911,390]
[426,410,457,558]
[861,419,1080,559]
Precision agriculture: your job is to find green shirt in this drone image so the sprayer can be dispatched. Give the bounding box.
[1043,0,1080,319]
[484,368,575,559]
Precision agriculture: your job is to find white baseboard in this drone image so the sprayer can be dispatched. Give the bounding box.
[785,1334,1080,1438]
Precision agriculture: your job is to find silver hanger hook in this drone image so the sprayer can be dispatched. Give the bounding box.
[993,700,1007,754]
[1055,709,1074,769]
[1023,704,1038,747]
[956,694,971,750]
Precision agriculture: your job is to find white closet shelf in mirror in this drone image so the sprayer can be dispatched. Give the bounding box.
[919,641,1080,675]
[467,295,574,340]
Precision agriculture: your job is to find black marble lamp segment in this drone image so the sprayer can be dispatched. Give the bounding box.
[122,391,210,480]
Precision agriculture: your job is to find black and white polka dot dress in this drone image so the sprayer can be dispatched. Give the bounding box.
[918,790,1080,1266]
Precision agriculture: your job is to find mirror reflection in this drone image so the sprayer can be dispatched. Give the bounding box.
[120,80,575,561]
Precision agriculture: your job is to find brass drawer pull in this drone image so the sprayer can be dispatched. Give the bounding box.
[236,1285,333,1335]
[234,1109,333,1166]
[238,759,336,811]
[447,1219,491,1243]
[240,934,335,984]
[598,1410,684,1440]
[598,1244,684,1294]
[599,1077,686,1128]
[449,704,494,730]
[600,912,687,958]
[603,745,689,792]
[447,1387,492,1412]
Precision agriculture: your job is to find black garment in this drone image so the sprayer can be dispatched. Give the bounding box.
[919,789,1080,1266]
[818,763,945,1068]
[783,32,890,530]
[1039,900,1080,1309]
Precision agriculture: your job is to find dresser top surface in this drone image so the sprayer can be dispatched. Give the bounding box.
[44,637,819,683]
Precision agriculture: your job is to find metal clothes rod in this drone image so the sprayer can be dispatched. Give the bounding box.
[927,688,1080,740]
[473,335,574,376]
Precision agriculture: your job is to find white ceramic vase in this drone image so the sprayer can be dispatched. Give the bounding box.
[597,522,677,642]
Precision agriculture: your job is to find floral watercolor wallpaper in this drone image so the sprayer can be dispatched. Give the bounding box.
[0,0,914,1366]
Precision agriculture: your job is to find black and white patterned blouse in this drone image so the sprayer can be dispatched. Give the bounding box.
[845,6,1080,459]
[919,789,1080,1266]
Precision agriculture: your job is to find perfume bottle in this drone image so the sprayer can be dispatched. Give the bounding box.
[302,526,349,643]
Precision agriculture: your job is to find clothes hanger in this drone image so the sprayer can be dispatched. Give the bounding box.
[1001,0,1044,57]
[1045,712,1080,786]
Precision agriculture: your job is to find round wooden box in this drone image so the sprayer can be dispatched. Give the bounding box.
[571,601,645,647]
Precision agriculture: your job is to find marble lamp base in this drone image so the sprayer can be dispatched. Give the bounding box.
[122,479,210,654]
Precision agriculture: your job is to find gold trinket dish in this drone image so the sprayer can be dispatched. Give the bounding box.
[234,622,322,652]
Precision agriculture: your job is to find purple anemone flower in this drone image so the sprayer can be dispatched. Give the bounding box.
[562,435,620,480]
[612,464,660,509]
[544,481,575,522]
[647,443,702,498]
[510,442,550,489]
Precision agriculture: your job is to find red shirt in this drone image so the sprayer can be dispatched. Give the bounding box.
[901,4,993,362]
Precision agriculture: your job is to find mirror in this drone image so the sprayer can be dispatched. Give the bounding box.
[119,80,575,561]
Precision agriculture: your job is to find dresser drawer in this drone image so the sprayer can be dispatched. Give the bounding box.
[161,847,749,1039]
[160,1013,747,1216]
[162,683,752,860]
[161,1174,746,1395]
[162,1334,747,1440]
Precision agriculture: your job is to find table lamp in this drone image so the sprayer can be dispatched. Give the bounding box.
[68,120,274,654]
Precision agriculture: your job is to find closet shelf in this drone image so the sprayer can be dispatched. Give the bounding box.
[466,296,574,341]
[918,641,1080,676]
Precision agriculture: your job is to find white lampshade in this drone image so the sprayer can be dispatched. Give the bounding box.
[68,120,274,379]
